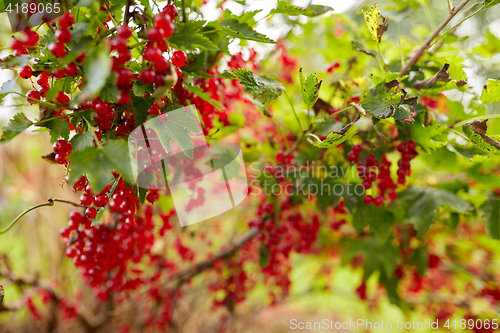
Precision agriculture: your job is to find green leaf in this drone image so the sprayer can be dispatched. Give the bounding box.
[462,119,500,155]
[185,84,221,108]
[299,69,322,109]
[148,109,202,159]
[132,80,154,97]
[75,44,112,103]
[484,0,500,8]
[409,116,447,152]
[479,194,500,239]
[481,79,500,104]
[70,131,94,152]
[138,0,153,18]
[1,113,33,143]
[0,78,16,104]
[69,139,134,193]
[44,118,70,144]
[359,80,405,118]
[307,125,357,148]
[221,19,277,44]
[100,82,121,103]
[271,0,333,17]
[395,187,472,236]
[131,94,153,127]
[343,237,399,278]
[352,204,395,242]
[220,68,284,104]
[169,21,219,51]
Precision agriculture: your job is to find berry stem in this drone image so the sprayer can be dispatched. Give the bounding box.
[284,90,303,132]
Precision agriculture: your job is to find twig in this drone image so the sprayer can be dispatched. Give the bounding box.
[399,0,471,77]
[171,228,259,284]
[49,198,85,208]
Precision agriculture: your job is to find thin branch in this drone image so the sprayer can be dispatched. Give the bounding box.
[49,198,85,208]
[171,228,259,284]
[399,0,471,77]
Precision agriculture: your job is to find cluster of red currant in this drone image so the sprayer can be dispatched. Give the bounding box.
[348,141,418,207]
[52,139,72,165]
[396,140,417,185]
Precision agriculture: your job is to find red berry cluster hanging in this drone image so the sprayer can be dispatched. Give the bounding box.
[52,139,72,165]
[396,140,417,185]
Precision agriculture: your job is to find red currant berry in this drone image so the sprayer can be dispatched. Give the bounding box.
[363,195,374,205]
[84,207,97,219]
[53,68,66,79]
[139,68,156,85]
[388,190,398,201]
[163,4,178,18]
[26,90,41,103]
[48,42,66,57]
[36,75,48,85]
[347,151,358,163]
[59,12,75,29]
[276,151,285,163]
[117,25,133,39]
[147,26,164,43]
[352,144,362,154]
[94,194,109,207]
[373,196,384,207]
[55,29,72,44]
[55,154,68,164]
[172,50,187,67]
[64,63,79,77]
[117,91,131,105]
[80,193,93,206]
[39,85,50,97]
[23,30,39,47]
[55,91,70,104]
[19,66,33,79]
[53,139,71,154]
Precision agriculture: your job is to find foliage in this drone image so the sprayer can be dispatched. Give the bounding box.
[1,0,500,331]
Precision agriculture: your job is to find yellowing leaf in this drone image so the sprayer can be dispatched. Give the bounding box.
[363,3,388,44]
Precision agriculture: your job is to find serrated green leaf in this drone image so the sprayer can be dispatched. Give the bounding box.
[1,113,33,143]
[169,21,219,51]
[299,69,322,109]
[395,187,472,236]
[69,139,134,192]
[70,131,94,152]
[221,19,277,44]
[45,118,70,144]
[146,109,202,159]
[307,125,357,148]
[272,0,333,17]
[409,116,447,152]
[462,119,500,155]
[100,82,121,103]
[132,80,154,97]
[221,68,284,104]
[479,194,500,239]
[359,80,404,118]
[481,79,500,104]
